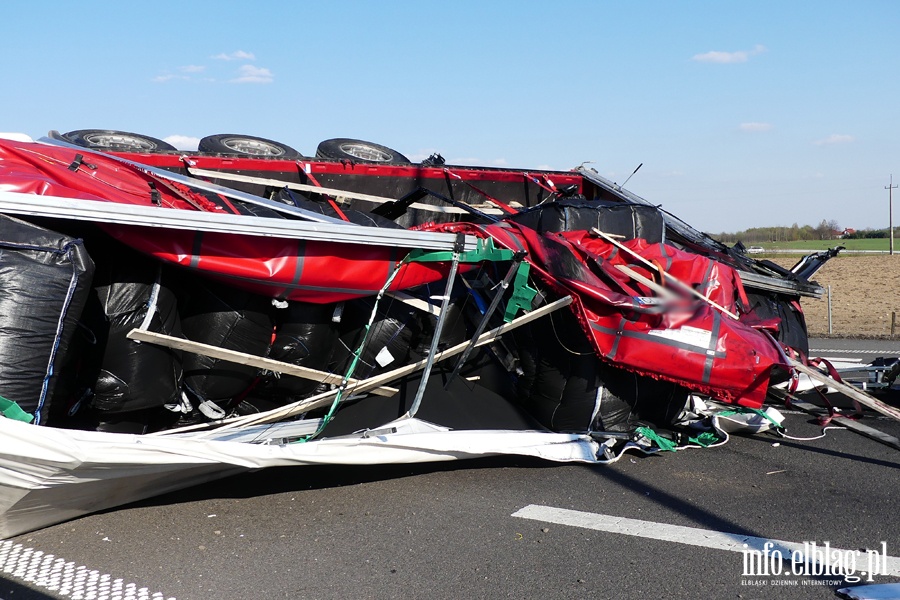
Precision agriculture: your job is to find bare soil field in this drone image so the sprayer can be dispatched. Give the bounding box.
[771,254,900,338]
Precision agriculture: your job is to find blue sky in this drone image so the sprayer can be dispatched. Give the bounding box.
[3,0,899,233]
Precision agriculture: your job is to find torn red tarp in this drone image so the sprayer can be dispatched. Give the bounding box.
[425,221,787,408]
[0,139,456,303]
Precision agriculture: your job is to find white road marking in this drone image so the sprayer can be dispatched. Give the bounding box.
[511,505,900,576]
[0,539,174,600]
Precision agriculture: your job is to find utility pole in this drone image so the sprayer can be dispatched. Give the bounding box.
[887,175,897,255]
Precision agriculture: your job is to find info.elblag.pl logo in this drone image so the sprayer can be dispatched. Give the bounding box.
[742,541,891,584]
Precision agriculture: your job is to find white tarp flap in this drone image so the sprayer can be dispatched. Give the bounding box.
[0,416,600,538]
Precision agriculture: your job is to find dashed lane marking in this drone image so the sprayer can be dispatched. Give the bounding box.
[0,539,174,600]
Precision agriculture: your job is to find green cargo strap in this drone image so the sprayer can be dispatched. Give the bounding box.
[0,396,34,423]
[634,426,678,452]
[404,237,514,264]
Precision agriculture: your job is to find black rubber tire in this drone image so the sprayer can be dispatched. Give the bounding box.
[198,134,302,159]
[63,129,177,153]
[315,138,410,164]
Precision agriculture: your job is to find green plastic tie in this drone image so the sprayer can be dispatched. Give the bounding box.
[718,407,783,429]
[688,431,721,447]
[634,426,677,452]
[405,238,514,264]
[0,396,34,423]
[503,261,538,322]
[406,238,535,323]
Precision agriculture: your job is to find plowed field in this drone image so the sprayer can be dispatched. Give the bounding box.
[772,255,900,337]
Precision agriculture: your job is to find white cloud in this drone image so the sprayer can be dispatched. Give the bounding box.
[152,73,188,83]
[163,135,201,151]
[212,50,255,61]
[814,134,854,146]
[693,44,767,64]
[739,122,773,132]
[153,66,204,82]
[230,64,274,84]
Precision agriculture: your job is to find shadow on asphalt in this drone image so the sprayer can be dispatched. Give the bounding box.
[116,454,560,510]
[0,574,59,600]
[129,442,764,536]
[583,459,766,538]
[739,430,900,470]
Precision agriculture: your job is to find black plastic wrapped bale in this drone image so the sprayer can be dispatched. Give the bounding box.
[329,293,470,384]
[744,292,810,357]
[403,291,468,359]
[179,279,274,406]
[508,197,666,243]
[0,214,94,425]
[330,298,425,381]
[86,255,183,416]
[242,301,341,412]
[510,307,688,433]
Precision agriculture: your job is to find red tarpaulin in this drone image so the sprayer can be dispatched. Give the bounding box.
[0,139,456,303]
[426,221,787,408]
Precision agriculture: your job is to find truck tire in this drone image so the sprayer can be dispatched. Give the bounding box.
[316,138,410,164]
[63,129,177,153]
[198,134,302,159]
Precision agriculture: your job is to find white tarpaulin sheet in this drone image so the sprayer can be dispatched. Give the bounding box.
[0,416,600,538]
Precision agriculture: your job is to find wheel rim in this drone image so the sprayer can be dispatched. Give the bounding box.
[339,143,392,162]
[222,137,285,157]
[83,133,157,151]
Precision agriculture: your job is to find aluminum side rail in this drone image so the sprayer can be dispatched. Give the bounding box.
[0,191,479,252]
[38,135,348,226]
[739,270,825,299]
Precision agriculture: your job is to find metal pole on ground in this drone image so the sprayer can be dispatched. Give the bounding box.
[827,285,833,335]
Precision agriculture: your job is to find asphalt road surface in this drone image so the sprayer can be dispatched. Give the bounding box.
[2,338,899,600]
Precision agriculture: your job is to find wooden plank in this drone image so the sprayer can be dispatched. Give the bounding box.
[614,264,677,300]
[217,295,574,431]
[788,357,900,423]
[769,388,900,451]
[155,295,574,436]
[127,329,398,397]
[187,168,504,215]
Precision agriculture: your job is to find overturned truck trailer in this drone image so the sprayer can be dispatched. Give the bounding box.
[0,132,835,536]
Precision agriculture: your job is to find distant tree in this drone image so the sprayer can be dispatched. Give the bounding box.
[714,220,849,244]
[814,219,836,240]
